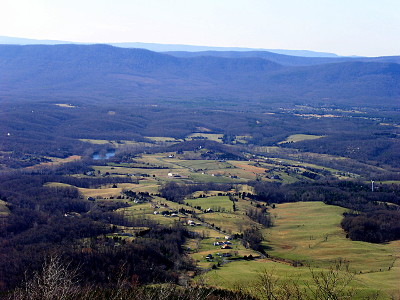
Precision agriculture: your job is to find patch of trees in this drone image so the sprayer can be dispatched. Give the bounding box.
[242,227,264,252]
[341,210,400,243]
[246,207,273,228]
[0,174,195,292]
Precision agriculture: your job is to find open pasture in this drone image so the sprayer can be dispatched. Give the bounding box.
[187,133,224,142]
[278,134,325,144]
[186,196,233,212]
[54,103,76,108]
[189,173,239,183]
[202,258,392,299]
[262,202,399,296]
[80,138,154,148]
[46,182,148,199]
[92,165,190,180]
[201,212,258,234]
[145,136,182,142]
[170,159,233,171]
[78,183,141,198]
[229,161,267,174]
[0,200,10,217]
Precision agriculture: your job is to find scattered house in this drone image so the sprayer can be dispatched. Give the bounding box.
[206,208,213,213]
[187,220,195,225]
[153,211,159,215]
[171,213,179,217]
[205,254,213,260]
[221,244,231,249]
[225,235,232,240]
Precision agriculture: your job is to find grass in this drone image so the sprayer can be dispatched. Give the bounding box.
[187,133,224,142]
[54,103,76,108]
[278,134,325,144]
[201,212,257,234]
[26,155,81,169]
[45,182,144,198]
[0,200,10,217]
[201,259,389,299]
[145,136,181,142]
[79,139,153,147]
[185,196,234,212]
[264,202,398,271]
[261,202,400,297]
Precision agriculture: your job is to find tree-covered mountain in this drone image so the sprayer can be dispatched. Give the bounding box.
[0,44,399,107]
[165,50,400,66]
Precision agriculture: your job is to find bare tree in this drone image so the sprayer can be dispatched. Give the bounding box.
[9,256,80,300]
[305,259,356,300]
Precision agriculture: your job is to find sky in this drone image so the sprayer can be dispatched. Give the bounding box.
[0,0,399,57]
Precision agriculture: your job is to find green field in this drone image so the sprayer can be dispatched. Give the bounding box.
[203,202,400,298]
[264,202,399,273]
[187,133,224,142]
[185,196,234,212]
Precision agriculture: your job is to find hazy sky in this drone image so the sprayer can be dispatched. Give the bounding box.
[1,0,399,56]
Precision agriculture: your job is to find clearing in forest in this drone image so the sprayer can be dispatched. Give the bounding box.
[278,134,325,144]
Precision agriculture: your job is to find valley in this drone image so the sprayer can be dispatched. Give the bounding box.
[0,44,399,299]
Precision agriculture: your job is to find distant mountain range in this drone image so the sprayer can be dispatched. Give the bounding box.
[0,44,399,108]
[0,35,339,57]
[164,51,400,67]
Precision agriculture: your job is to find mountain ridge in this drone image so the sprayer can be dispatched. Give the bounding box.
[0,44,399,108]
[0,35,339,57]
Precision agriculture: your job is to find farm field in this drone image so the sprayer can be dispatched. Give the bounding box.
[264,202,399,272]
[203,202,400,298]
[278,134,325,144]
[187,133,224,142]
[185,196,234,212]
[0,200,9,217]
[36,147,399,298]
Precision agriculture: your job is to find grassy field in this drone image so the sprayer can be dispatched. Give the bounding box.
[54,103,76,108]
[45,182,150,198]
[264,202,399,271]
[201,212,258,234]
[25,155,81,169]
[202,202,400,298]
[0,200,10,217]
[187,133,224,142]
[145,136,182,142]
[278,134,325,144]
[185,196,234,212]
[202,258,391,299]
[263,202,399,297]
[79,139,154,147]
